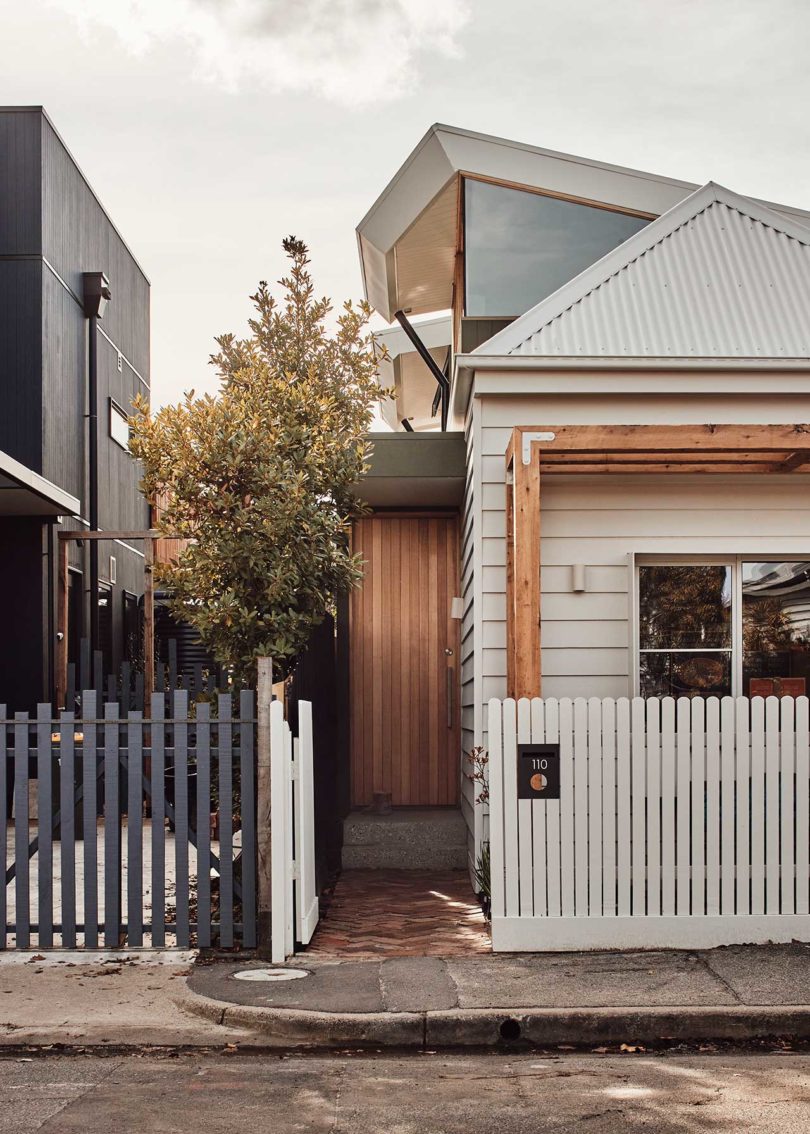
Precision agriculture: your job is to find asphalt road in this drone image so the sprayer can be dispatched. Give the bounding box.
[1,1050,809,1133]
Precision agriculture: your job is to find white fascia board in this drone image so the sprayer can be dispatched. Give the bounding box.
[451,354,810,419]
[473,183,810,358]
[458,353,810,371]
[437,125,696,215]
[470,370,810,397]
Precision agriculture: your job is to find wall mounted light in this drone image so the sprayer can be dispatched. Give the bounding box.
[450,596,464,620]
[572,564,587,593]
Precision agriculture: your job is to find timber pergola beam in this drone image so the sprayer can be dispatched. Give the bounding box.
[56,528,163,713]
[505,423,810,700]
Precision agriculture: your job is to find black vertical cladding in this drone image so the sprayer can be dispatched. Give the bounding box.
[0,107,150,710]
[0,519,46,711]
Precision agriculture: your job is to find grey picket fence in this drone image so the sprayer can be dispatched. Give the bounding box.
[1,690,257,950]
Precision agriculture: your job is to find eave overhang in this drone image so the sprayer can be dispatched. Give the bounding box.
[0,449,80,517]
[352,432,465,507]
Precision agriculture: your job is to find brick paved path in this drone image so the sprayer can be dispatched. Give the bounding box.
[306,869,491,957]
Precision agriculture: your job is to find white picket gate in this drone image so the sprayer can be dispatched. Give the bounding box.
[270,699,319,963]
[488,696,810,951]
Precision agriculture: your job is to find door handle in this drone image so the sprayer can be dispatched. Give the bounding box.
[446,666,455,728]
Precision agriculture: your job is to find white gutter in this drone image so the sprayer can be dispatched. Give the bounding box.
[456,353,810,372]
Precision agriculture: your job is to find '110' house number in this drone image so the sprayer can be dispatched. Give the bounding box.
[517,744,561,799]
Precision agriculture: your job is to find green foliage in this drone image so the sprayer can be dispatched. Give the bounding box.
[130,237,386,685]
[474,840,491,901]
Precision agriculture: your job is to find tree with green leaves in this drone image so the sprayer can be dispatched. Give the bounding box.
[130,237,385,685]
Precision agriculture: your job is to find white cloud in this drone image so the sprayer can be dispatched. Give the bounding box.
[54,0,470,104]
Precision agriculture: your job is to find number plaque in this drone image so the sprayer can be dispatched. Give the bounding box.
[517,743,560,799]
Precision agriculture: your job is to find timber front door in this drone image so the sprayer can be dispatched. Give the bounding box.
[349,513,460,807]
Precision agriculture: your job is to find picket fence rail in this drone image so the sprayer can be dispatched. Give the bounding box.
[270,699,319,963]
[488,696,810,951]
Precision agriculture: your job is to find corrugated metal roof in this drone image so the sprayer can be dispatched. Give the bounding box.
[476,183,810,360]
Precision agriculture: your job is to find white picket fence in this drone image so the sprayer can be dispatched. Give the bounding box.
[488,696,810,951]
[270,700,319,963]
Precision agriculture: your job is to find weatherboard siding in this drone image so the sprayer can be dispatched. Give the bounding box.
[477,391,810,712]
[460,398,483,878]
[458,386,810,866]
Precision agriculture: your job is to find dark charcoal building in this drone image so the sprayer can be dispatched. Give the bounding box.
[0,107,150,711]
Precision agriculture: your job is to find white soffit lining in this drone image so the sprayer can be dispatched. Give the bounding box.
[473,183,810,361]
[0,448,80,516]
[356,124,810,321]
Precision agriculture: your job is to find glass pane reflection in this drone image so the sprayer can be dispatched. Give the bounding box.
[742,561,810,697]
[464,178,650,317]
[639,651,732,698]
[639,565,732,650]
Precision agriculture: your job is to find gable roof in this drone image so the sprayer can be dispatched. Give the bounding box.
[472,183,810,361]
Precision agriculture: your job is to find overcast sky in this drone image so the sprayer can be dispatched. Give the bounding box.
[5,0,810,406]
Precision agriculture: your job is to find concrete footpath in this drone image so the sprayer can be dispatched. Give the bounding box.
[0,951,257,1048]
[184,945,810,1049]
[1,943,808,1050]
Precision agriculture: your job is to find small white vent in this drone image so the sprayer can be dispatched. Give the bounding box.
[109,555,117,584]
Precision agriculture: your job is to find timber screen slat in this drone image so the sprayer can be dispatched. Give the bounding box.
[350,515,460,807]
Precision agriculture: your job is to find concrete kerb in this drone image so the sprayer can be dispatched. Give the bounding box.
[176,986,810,1050]
[175,990,425,1048]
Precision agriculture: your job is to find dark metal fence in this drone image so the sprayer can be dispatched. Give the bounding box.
[1,690,256,951]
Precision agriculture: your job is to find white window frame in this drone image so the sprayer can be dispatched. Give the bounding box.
[633,554,809,697]
[109,398,131,452]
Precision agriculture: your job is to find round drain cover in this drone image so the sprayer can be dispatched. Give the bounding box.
[233,967,308,983]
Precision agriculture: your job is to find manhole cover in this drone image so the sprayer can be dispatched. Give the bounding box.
[233,967,309,983]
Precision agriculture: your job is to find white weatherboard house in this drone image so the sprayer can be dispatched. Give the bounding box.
[351,125,810,950]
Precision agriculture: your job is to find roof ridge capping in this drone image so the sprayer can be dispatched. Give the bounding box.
[472,181,810,358]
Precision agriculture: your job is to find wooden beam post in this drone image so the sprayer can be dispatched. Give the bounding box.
[510,429,542,699]
[56,537,69,709]
[505,453,515,699]
[143,536,155,715]
[256,657,274,955]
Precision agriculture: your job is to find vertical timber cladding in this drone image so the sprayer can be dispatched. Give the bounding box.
[350,513,460,807]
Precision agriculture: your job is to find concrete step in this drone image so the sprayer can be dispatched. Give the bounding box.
[342,809,468,870]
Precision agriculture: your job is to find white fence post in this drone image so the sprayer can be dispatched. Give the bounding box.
[295,701,319,944]
[270,700,288,964]
[487,699,505,922]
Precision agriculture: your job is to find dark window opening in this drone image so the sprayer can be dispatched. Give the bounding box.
[97,583,113,675]
[67,569,83,668]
